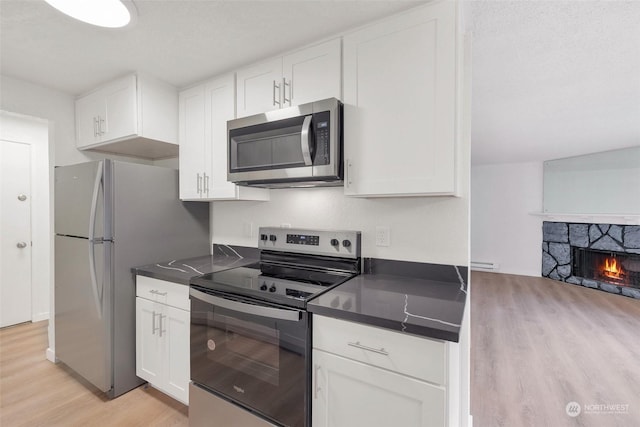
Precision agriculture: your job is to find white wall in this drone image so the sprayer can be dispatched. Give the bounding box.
[470,162,543,277]
[212,160,470,266]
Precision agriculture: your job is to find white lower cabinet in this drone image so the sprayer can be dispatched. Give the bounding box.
[312,350,445,427]
[313,315,452,427]
[136,276,190,405]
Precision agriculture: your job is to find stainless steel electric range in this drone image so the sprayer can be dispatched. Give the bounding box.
[189,227,361,427]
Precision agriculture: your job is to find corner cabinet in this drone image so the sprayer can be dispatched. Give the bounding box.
[343,1,460,197]
[178,74,269,201]
[75,74,179,159]
[236,38,341,118]
[135,276,190,405]
[313,315,462,427]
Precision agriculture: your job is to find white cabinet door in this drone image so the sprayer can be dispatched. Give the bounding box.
[162,304,190,405]
[135,297,163,384]
[343,1,458,197]
[283,39,342,107]
[236,57,283,118]
[205,74,236,199]
[75,93,102,148]
[179,84,206,200]
[313,349,446,427]
[102,74,137,142]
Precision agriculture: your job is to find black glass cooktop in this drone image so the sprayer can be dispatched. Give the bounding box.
[190,262,355,309]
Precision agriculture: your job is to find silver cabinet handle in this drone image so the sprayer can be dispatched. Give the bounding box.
[314,364,321,399]
[273,80,281,107]
[203,172,209,195]
[300,115,313,166]
[345,159,352,188]
[16,242,28,249]
[99,116,105,135]
[17,194,27,201]
[283,77,291,106]
[151,311,158,335]
[196,173,202,194]
[158,314,165,337]
[150,289,168,296]
[347,341,389,356]
[93,117,98,137]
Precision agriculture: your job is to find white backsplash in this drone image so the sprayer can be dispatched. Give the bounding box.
[210,186,469,266]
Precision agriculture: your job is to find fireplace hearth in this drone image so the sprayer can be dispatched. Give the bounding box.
[542,222,640,299]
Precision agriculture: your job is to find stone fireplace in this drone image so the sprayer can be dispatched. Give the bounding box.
[542,222,640,299]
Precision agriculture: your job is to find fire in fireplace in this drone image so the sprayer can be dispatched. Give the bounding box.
[572,248,640,288]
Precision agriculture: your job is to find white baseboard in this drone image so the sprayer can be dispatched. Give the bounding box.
[32,312,50,322]
[46,347,57,363]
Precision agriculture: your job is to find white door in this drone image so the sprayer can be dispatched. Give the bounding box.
[0,140,32,328]
[313,350,446,427]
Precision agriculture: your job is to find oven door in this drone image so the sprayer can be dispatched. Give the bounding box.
[190,287,309,427]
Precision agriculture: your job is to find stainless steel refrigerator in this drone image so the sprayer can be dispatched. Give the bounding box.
[54,160,209,398]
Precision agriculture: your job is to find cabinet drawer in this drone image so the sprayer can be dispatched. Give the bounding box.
[313,315,446,385]
[136,276,189,311]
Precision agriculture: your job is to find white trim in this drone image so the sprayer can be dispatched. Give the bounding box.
[530,212,640,225]
[46,347,57,363]
[32,312,49,322]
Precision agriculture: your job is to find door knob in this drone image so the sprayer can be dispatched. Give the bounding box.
[17,194,27,201]
[16,242,27,249]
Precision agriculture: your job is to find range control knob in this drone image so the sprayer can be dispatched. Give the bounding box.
[342,239,351,248]
[269,234,277,242]
[260,234,268,241]
[260,283,268,291]
[330,238,339,247]
[269,285,277,293]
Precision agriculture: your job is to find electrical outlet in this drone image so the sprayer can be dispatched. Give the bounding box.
[375,226,390,247]
[242,222,253,238]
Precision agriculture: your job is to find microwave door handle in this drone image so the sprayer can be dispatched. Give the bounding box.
[300,115,313,166]
[190,288,301,322]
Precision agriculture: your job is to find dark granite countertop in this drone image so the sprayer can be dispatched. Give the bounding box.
[132,245,259,285]
[307,258,468,342]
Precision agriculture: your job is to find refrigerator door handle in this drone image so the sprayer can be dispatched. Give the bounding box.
[89,161,104,318]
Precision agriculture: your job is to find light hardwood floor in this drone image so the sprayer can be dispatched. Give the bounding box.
[471,272,640,427]
[2,273,639,426]
[0,321,188,426]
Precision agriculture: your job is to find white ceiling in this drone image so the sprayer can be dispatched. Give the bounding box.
[469,0,640,165]
[1,0,639,165]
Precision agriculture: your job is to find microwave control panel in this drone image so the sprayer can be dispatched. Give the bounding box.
[313,111,330,165]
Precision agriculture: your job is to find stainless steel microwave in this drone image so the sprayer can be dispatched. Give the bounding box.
[227,98,343,188]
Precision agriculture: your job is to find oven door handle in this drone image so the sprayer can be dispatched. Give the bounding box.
[190,288,301,322]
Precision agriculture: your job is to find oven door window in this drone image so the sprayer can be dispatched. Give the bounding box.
[191,293,308,427]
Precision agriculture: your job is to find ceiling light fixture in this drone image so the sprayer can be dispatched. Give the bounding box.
[44,0,136,28]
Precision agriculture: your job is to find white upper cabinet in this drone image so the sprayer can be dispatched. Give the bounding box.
[178,84,206,200]
[236,39,342,118]
[282,38,342,107]
[236,57,283,118]
[343,1,460,197]
[75,73,179,159]
[178,74,269,201]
